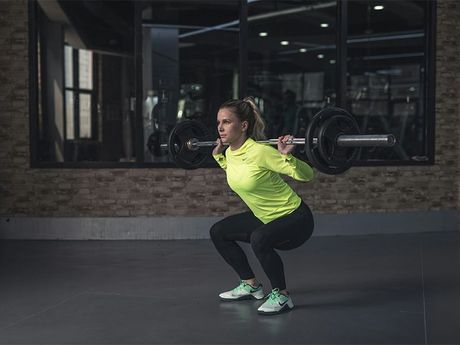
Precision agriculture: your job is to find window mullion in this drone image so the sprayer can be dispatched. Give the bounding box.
[134,1,144,163]
[73,48,80,139]
[239,0,248,98]
[336,0,348,108]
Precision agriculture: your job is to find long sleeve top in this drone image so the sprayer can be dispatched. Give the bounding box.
[213,138,314,224]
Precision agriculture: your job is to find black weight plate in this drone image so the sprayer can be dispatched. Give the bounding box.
[168,120,212,169]
[305,107,355,175]
[304,111,329,174]
[317,113,360,168]
[147,130,163,157]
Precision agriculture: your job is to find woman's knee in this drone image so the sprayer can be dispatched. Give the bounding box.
[209,222,224,243]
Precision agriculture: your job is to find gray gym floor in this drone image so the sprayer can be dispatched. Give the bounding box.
[0,232,459,344]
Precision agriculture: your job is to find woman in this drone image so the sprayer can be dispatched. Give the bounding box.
[210,96,315,315]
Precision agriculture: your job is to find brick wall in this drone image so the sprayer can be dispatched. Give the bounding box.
[0,0,459,219]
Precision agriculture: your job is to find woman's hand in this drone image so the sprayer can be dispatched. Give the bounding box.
[212,138,226,155]
[277,135,295,155]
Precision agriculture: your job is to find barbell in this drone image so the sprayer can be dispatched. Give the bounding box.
[155,107,396,175]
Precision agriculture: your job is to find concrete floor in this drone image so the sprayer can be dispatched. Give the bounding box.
[0,232,459,344]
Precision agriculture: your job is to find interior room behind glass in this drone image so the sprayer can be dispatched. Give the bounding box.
[35,0,135,163]
[31,0,432,166]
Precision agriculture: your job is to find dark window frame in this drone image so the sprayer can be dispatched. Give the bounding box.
[28,0,436,169]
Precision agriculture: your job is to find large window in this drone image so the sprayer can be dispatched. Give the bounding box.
[30,0,435,168]
[347,0,432,163]
[32,0,135,164]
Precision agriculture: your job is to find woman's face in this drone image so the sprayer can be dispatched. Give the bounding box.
[216,107,248,144]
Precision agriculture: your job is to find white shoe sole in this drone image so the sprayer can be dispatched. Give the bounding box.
[257,300,294,315]
[219,290,265,301]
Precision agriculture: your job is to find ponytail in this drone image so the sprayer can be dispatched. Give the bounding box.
[219,96,266,140]
[242,96,266,140]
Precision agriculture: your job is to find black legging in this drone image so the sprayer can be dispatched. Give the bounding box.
[209,201,314,291]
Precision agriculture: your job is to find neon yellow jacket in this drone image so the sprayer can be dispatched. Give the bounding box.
[213,138,314,224]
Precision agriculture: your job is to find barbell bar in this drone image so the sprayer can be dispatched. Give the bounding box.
[160,134,395,152]
[155,107,397,174]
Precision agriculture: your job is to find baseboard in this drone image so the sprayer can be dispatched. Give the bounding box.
[0,210,458,240]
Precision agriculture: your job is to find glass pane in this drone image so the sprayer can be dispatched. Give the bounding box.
[64,45,73,88]
[65,90,75,139]
[78,49,93,90]
[35,0,135,162]
[247,0,337,159]
[142,1,240,163]
[79,93,91,138]
[347,0,427,162]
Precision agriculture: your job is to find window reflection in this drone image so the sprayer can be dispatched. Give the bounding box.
[347,0,427,161]
[64,46,94,141]
[79,94,92,139]
[65,90,74,140]
[247,0,337,158]
[142,1,240,163]
[35,0,135,162]
[64,45,73,88]
[78,50,93,90]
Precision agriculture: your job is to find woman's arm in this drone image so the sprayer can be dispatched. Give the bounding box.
[257,145,314,182]
[212,138,227,170]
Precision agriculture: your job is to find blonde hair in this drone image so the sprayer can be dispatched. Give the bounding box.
[219,96,266,140]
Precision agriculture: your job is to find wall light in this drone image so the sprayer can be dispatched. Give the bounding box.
[299,48,307,53]
[259,32,268,37]
[317,54,324,59]
[320,23,329,28]
[374,5,384,10]
[280,41,289,46]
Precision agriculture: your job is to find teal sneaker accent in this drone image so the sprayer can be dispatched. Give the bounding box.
[219,281,265,301]
[257,288,294,315]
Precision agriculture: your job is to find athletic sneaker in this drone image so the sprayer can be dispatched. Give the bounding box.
[257,288,294,315]
[219,281,265,301]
